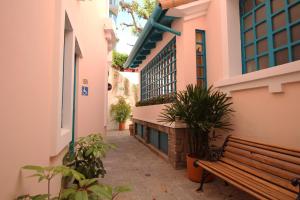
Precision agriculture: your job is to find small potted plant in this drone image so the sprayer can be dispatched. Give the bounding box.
[110,97,132,131]
[160,85,233,182]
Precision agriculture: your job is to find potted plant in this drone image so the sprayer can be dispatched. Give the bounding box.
[110,97,131,131]
[63,133,115,180]
[159,85,233,182]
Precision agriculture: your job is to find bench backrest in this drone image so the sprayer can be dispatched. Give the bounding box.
[221,136,300,194]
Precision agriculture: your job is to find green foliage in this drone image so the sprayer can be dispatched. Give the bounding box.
[119,0,157,35]
[17,165,130,200]
[61,179,131,200]
[112,51,128,70]
[110,97,131,123]
[159,85,234,159]
[63,134,115,179]
[135,94,176,107]
[17,165,85,200]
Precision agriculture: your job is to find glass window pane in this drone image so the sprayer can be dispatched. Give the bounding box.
[256,6,266,22]
[197,67,204,78]
[196,44,203,54]
[246,44,255,59]
[272,12,286,31]
[292,44,300,61]
[246,60,256,72]
[258,55,269,69]
[196,32,202,42]
[244,0,254,13]
[196,56,203,66]
[271,0,285,13]
[289,3,300,23]
[257,39,268,54]
[245,29,254,43]
[244,14,253,30]
[256,22,267,38]
[274,30,288,48]
[275,48,289,65]
[291,24,300,42]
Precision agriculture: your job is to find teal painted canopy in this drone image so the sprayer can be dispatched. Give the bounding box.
[124,6,180,68]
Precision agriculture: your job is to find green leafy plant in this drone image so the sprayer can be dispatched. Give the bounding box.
[110,97,131,123]
[135,94,176,107]
[61,178,130,200]
[159,85,234,159]
[16,165,85,200]
[17,165,130,200]
[63,134,115,179]
[112,51,128,70]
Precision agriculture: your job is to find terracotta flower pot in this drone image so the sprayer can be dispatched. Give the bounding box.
[119,122,125,131]
[186,154,214,183]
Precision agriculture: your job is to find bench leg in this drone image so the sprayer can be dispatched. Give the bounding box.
[224,181,229,186]
[196,169,209,192]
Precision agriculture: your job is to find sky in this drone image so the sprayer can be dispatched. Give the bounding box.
[115,0,147,55]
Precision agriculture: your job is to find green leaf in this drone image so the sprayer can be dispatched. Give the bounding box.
[31,194,49,200]
[22,165,44,173]
[60,188,76,199]
[74,191,88,200]
[88,185,112,199]
[114,185,131,193]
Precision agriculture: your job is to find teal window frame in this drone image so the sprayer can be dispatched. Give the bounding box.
[149,128,168,155]
[195,30,207,88]
[240,0,300,74]
[141,37,176,101]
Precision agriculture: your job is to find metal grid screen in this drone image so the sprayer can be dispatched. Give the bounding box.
[141,37,176,101]
[240,0,300,73]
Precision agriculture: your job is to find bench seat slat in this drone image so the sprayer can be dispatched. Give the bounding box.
[223,151,299,181]
[227,141,300,165]
[197,160,295,200]
[229,137,300,158]
[216,161,297,198]
[226,146,300,175]
[196,161,275,200]
[220,157,298,193]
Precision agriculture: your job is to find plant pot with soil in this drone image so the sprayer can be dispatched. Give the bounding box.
[159,84,233,183]
[110,97,131,131]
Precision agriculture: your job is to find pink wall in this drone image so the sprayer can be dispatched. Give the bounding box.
[134,0,300,150]
[0,0,110,198]
[231,82,300,149]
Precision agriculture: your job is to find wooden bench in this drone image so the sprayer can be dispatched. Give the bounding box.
[195,136,300,200]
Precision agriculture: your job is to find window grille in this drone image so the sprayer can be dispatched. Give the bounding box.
[141,37,176,101]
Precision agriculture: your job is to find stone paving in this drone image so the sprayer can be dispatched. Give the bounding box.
[101,130,255,200]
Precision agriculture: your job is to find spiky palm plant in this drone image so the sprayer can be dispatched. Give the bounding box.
[159,84,234,159]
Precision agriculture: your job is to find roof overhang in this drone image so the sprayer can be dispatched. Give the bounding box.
[166,0,211,21]
[124,0,211,68]
[124,6,180,68]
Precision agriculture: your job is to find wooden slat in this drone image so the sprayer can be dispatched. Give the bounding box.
[226,146,300,175]
[224,151,299,181]
[200,161,295,200]
[216,161,297,198]
[220,157,298,193]
[197,161,290,200]
[196,161,272,200]
[229,137,300,158]
[226,141,300,165]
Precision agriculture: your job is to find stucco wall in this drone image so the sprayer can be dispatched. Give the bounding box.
[0,0,109,198]
[107,67,139,130]
[133,0,300,150]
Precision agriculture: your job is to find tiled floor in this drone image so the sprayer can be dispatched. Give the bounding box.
[100,130,255,200]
